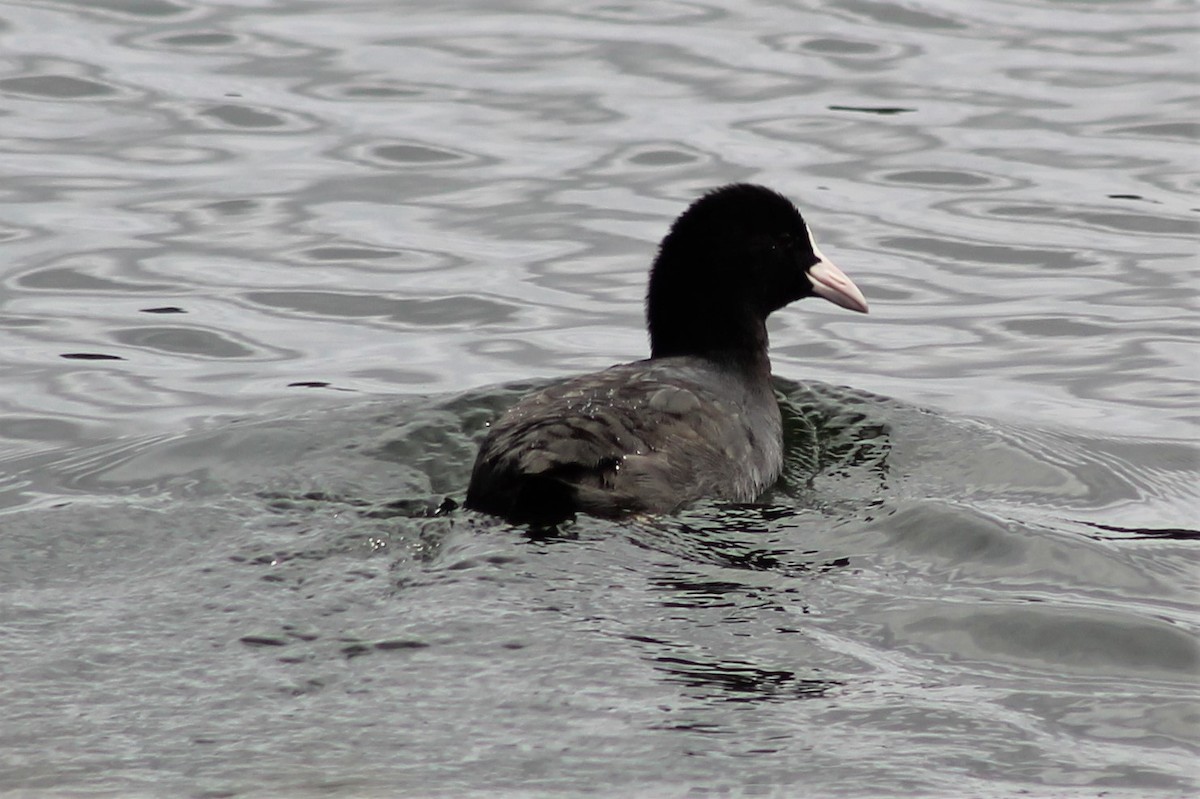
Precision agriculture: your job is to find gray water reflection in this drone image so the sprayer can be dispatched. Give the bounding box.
[0,0,1197,796]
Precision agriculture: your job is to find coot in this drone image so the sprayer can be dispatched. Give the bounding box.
[465,183,868,523]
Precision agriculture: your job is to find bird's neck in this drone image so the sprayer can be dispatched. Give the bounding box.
[648,311,772,375]
[646,247,776,375]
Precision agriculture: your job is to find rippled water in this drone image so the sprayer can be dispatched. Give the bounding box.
[1,0,1197,796]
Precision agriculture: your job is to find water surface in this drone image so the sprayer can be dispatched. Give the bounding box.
[0,0,1196,796]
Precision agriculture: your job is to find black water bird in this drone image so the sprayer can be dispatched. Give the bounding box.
[465,184,869,524]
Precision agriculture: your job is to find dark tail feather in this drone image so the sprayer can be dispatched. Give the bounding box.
[466,471,579,526]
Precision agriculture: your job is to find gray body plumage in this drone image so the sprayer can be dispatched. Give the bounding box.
[466,357,782,521]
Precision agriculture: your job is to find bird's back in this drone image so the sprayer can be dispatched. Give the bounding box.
[465,357,782,523]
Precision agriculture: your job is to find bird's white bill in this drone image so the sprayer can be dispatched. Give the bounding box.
[805,230,869,313]
[807,258,868,313]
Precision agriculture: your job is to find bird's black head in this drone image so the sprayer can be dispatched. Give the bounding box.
[646,183,867,362]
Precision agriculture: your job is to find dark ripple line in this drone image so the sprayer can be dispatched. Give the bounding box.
[1078,521,1200,542]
